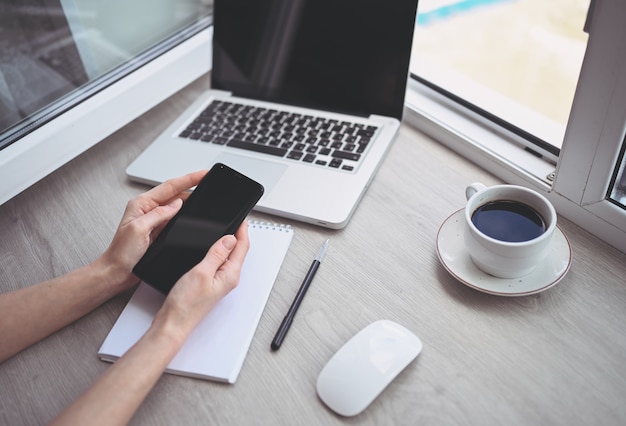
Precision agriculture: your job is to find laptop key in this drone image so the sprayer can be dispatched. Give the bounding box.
[332,150,361,161]
[213,136,229,145]
[287,151,304,160]
[329,159,342,168]
[357,140,370,153]
[228,139,288,157]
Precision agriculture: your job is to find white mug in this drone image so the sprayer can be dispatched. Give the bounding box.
[464,183,557,278]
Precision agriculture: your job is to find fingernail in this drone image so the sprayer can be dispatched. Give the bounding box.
[222,235,236,250]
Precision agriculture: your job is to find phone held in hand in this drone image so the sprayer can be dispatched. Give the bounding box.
[133,163,264,294]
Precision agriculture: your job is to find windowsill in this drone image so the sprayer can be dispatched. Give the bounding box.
[404,78,556,191]
[404,77,626,254]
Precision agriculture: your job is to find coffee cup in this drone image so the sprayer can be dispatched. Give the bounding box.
[464,183,557,278]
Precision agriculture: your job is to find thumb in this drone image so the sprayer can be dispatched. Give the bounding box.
[202,234,237,271]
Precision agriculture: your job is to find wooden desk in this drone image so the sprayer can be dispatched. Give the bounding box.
[1,75,625,425]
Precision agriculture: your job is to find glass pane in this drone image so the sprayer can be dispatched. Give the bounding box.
[609,137,626,209]
[411,0,590,150]
[0,0,212,150]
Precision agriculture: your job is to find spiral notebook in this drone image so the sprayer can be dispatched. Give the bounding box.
[98,221,293,383]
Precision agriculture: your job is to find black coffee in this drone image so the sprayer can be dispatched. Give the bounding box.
[471,200,546,242]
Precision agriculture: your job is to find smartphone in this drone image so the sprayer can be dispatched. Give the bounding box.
[133,163,264,294]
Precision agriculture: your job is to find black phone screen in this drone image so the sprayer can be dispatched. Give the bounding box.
[133,163,264,294]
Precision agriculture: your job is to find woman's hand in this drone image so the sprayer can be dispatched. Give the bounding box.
[46,173,251,425]
[152,221,250,344]
[97,170,208,292]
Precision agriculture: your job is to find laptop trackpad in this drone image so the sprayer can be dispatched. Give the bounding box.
[214,153,286,200]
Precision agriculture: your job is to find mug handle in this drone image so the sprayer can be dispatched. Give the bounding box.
[465,182,486,200]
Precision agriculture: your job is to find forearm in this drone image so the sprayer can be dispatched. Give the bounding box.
[49,228,245,424]
[51,321,187,425]
[0,257,131,363]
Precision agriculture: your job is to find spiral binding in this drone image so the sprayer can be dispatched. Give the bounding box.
[248,220,292,232]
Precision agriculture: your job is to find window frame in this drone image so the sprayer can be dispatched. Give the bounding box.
[405,0,626,253]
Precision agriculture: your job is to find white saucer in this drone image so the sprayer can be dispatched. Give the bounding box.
[436,209,572,296]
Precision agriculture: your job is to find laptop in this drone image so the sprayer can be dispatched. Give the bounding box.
[126,0,419,229]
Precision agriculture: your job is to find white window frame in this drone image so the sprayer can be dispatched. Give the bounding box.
[405,0,626,254]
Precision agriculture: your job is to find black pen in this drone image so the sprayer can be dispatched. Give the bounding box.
[271,239,329,351]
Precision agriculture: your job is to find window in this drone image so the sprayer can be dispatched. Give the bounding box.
[411,0,589,157]
[0,0,211,151]
[609,142,626,208]
[406,0,626,253]
[0,1,213,205]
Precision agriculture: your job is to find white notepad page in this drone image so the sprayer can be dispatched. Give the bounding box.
[98,221,293,383]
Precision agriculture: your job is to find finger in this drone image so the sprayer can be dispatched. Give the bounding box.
[194,231,237,277]
[210,223,250,290]
[226,222,250,267]
[143,170,208,207]
[129,198,183,236]
[201,234,238,274]
[179,191,193,203]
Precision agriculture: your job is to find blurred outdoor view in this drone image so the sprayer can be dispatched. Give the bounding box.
[411,0,591,149]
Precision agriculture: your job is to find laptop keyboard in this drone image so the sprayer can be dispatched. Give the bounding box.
[178,101,378,172]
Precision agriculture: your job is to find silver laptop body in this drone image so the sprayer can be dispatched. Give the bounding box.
[127,0,419,229]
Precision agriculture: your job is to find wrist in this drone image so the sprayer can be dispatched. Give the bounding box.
[91,253,138,295]
[149,307,193,350]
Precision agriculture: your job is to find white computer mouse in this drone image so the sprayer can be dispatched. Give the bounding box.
[316,320,423,417]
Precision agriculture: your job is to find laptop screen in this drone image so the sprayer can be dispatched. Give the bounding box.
[212,0,419,121]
